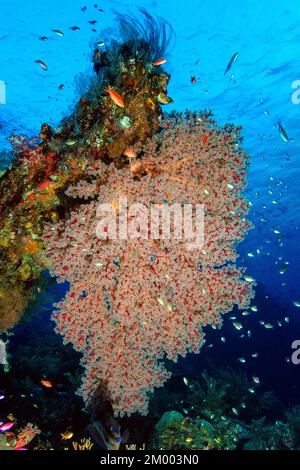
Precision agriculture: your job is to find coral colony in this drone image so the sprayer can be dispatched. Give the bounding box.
[0,11,254,417]
[0,422,40,451]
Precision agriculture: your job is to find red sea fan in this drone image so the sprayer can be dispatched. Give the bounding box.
[43,113,255,416]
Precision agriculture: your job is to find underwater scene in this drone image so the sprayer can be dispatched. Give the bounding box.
[0,0,300,457]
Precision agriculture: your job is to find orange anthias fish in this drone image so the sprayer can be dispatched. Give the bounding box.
[40,379,53,388]
[123,147,137,159]
[37,180,52,191]
[106,87,124,107]
[202,134,208,144]
[152,58,167,66]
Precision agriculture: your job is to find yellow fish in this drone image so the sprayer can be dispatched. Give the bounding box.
[61,431,74,440]
[65,139,77,146]
[157,93,173,105]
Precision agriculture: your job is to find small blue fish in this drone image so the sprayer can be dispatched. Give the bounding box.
[277,122,289,142]
[224,52,239,76]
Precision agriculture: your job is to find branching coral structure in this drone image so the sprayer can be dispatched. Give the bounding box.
[43,113,254,416]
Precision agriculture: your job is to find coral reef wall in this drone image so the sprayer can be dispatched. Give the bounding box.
[0,10,173,331]
[0,10,254,417]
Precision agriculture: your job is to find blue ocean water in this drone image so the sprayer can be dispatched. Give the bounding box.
[1,0,299,301]
[1,0,300,449]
